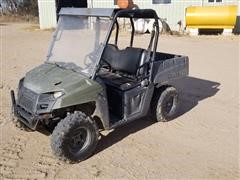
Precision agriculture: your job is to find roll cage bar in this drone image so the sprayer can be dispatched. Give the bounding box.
[94,9,160,82]
[109,8,160,46]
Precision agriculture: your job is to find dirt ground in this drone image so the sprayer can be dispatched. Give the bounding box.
[0,23,239,179]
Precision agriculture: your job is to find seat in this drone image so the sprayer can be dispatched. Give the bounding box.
[98,70,139,91]
[98,44,148,91]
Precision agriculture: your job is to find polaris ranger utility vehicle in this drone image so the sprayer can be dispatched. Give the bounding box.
[11,8,189,162]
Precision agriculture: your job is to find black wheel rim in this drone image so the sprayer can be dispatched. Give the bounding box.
[68,127,91,155]
[164,96,174,115]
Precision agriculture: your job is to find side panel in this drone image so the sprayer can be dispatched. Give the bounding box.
[93,78,111,129]
[153,55,189,85]
[125,84,154,121]
[94,90,111,129]
[110,84,154,129]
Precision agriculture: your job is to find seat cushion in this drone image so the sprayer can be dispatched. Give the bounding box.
[98,70,140,91]
[101,45,144,75]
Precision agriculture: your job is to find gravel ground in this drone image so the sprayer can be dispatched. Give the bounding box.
[0,23,239,179]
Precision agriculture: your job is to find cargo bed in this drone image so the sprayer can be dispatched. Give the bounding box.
[152,52,189,85]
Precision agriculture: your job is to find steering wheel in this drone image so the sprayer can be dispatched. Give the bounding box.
[84,52,96,66]
[100,58,112,72]
[84,48,112,72]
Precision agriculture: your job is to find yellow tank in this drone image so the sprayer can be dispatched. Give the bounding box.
[186,5,238,29]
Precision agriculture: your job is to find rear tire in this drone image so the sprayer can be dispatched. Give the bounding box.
[51,111,99,163]
[152,86,179,122]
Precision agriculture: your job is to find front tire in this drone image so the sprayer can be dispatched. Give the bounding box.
[152,86,179,122]
[51,111,99,162]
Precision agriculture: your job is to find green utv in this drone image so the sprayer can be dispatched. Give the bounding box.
[11,8,189,162]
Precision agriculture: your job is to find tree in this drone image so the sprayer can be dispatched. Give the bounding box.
[18,0,38,16]
[2,0,38,16]
[3,0,18,13]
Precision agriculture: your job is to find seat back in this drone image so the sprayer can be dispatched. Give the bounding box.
[138,49,149,76]
[101,44,144,75]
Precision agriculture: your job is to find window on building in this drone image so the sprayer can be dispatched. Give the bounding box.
[56,0,87,14]
[114,0,117,5]
[152,0,171,4]
[208,0,222,2]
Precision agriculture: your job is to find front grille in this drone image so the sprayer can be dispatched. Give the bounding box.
[18,87,39,113]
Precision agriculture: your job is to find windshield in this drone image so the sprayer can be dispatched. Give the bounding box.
[47,15,111,76]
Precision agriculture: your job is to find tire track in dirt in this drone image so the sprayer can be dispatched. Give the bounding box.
[0,81,13,127]
[16,145,63,179]
[0,110,12,127]
[0,112,4,126]
[4,135,64,179]
[33,147,63,179]
[0,136,27,179]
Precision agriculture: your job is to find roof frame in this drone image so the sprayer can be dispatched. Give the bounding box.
[59,8,115,17]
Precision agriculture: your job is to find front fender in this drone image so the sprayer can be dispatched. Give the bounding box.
[52,78,111,130]
[93,90,110,130]
[52,79,103,110]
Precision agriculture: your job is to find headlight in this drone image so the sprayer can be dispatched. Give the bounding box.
[39,91,64,102]
[37,91,64,111]
[53,91,64,99]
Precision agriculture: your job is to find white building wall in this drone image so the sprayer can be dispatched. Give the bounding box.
[38,0,57,29]
[36,0,239,30]
[91,0,239,31]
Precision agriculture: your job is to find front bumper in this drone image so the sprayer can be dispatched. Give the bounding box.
[11,90,42,130]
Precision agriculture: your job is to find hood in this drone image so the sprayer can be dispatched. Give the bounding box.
[23,63,97,94]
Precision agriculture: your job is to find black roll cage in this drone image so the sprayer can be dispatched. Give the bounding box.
[95,9,160,82]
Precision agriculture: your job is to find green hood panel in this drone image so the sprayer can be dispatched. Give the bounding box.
[23,63,103,109]
[24,63,83,93]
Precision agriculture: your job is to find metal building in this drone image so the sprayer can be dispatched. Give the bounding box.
[38,0,88,29]
[91,0,239,31]
[37,0,239,31]
[38,0,57,29]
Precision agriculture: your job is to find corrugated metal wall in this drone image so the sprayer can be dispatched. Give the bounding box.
[37,0,239,30]
[38,0,57,29]
[91,0,239,30]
